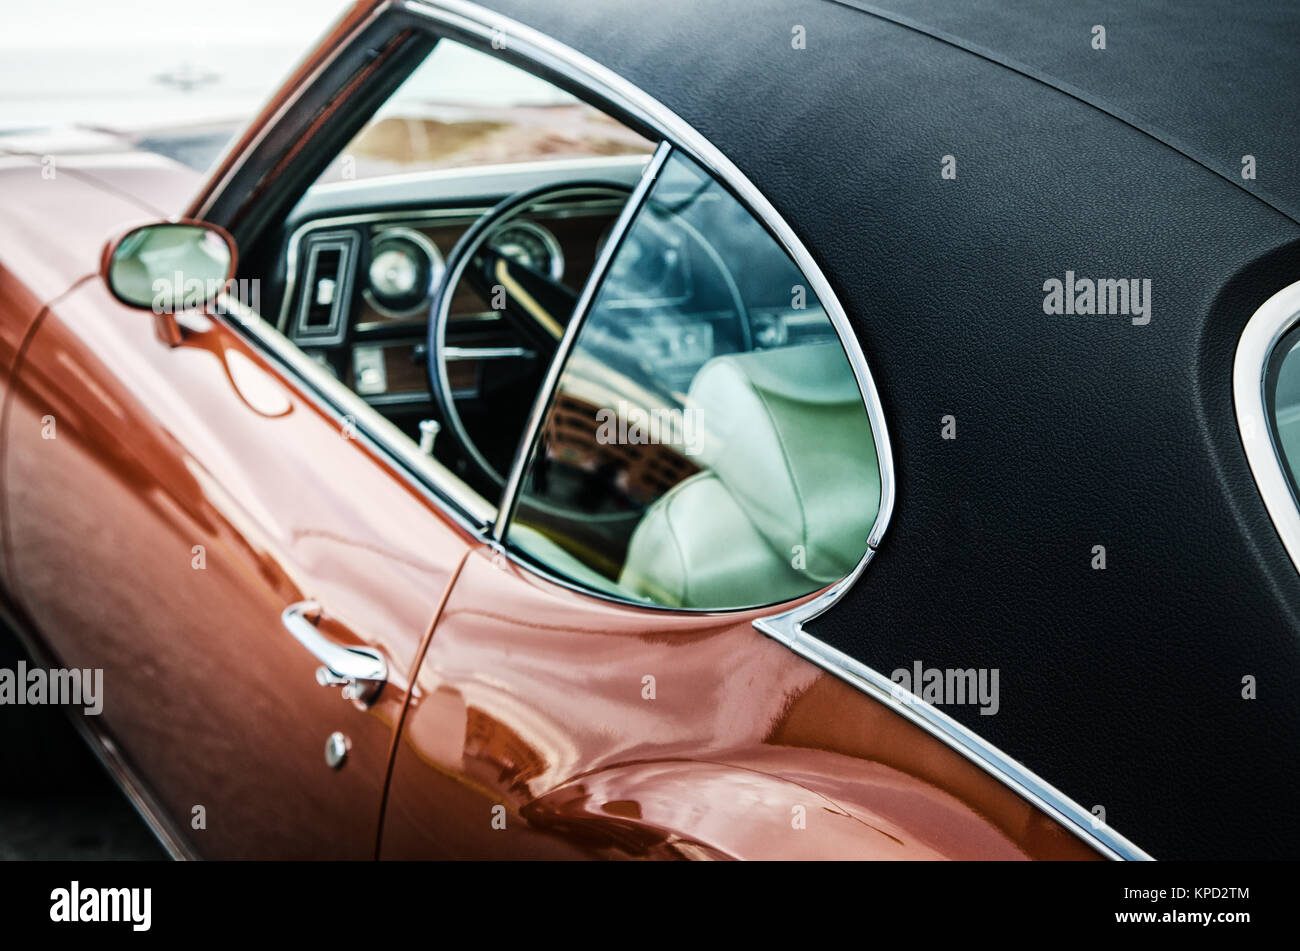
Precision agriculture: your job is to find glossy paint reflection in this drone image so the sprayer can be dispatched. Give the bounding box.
[382,547,1100,859]
[3,278,474,857]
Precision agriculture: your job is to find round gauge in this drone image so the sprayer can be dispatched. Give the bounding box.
[371,247,418,297]
[365,228,443,317]
[486,220,564,281]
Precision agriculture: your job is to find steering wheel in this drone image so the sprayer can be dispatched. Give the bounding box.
[427,183,632,488]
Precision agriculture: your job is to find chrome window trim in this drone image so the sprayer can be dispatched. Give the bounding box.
[1235,278,1300,572]
[402,0,1155,862]
[765,625,1152,861]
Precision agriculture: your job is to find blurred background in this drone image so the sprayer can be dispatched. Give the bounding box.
[0,0,353,170]
[0,0,646,177]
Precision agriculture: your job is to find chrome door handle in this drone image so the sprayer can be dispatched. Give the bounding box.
[281,600,387,706]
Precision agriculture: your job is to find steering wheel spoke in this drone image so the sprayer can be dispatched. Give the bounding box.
[463,247,577,359]
[426,182,632,490]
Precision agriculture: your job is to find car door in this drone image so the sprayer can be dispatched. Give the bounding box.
[2,275,475,859]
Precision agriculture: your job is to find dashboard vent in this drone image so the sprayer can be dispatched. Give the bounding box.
[293,230,359,345]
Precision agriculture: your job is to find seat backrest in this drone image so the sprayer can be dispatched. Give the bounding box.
[618,342,880,608]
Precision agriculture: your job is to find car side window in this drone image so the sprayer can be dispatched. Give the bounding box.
[505,151,882,610]
[275,36,654,522]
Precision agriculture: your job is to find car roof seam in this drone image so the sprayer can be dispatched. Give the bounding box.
[821,0,1300,229]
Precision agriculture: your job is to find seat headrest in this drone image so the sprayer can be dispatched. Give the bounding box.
[687,343,881,583]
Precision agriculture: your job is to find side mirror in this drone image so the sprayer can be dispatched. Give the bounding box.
[104,221,236,314]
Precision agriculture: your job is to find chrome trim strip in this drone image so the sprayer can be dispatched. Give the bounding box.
[490,141,672,541]
[364,390,434,406]
[357,309,499,333]
[402,0,1150,860]
[68,718,196,860]
[1235,278,1300,572]
[444,345,532,360]
[756,570,1153,861]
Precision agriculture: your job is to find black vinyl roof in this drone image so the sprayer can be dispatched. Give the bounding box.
[830,0,1300,225]
[475,0,1300,859]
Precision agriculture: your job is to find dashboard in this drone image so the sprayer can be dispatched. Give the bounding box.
[277,197,624,413]
[267,155,832,500]
[263,157,646,496]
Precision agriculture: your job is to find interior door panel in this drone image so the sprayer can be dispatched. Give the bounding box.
[2,281,474,858]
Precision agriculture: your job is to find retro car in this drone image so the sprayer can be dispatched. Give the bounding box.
[0,0,1296,861]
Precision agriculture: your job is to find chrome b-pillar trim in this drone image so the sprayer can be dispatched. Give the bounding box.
[490,140,672,542]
